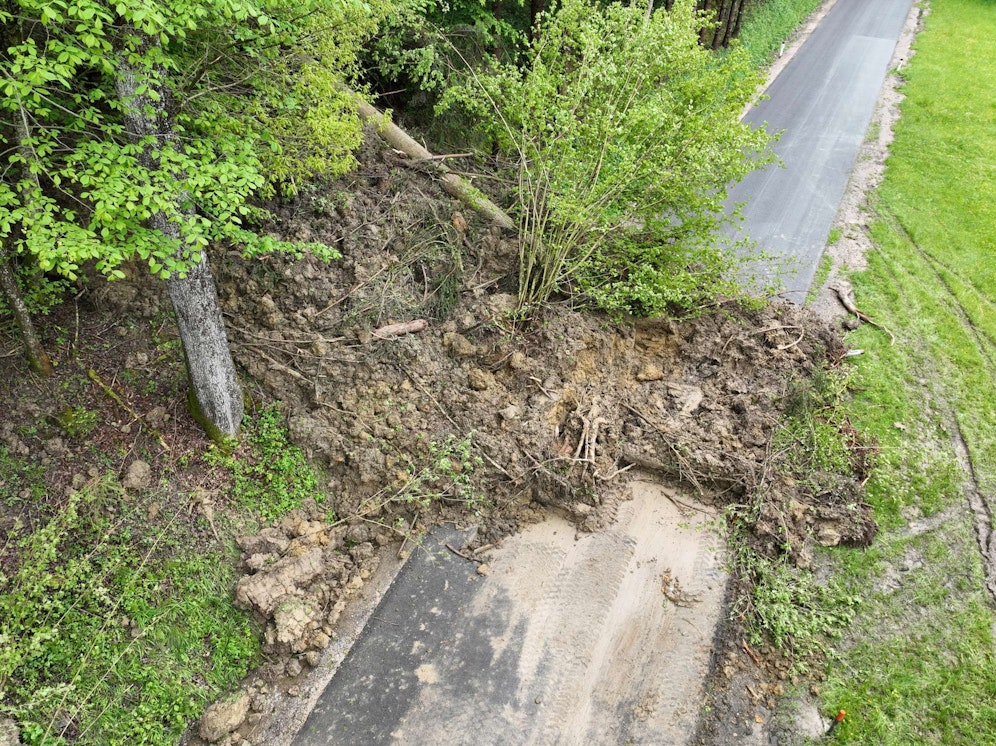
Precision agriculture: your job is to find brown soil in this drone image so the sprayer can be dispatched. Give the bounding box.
[2,121,875,744]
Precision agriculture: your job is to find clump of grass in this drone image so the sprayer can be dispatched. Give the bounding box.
[0,476,259,745]
[206,405,327,522]
[774,367,862,480]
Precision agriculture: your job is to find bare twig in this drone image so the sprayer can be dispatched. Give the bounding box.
[445,543,483,563]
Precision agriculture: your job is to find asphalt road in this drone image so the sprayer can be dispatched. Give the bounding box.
[292,484,726,745]
[727,0,915,302]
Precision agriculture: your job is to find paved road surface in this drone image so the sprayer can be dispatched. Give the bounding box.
[293,483,726,745]
[728,0,915,302]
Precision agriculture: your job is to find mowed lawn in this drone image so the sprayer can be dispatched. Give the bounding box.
[819,0,996,743]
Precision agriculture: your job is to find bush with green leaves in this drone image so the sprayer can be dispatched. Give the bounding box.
[439,0,771,314]
[0,478,259,745]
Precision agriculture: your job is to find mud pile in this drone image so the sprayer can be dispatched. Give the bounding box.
[207,140,876,562]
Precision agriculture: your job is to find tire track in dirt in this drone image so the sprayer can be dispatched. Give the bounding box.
[872,207,996,600]
[355,481,727,745]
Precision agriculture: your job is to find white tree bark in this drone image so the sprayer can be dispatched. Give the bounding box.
[115,45,243,438]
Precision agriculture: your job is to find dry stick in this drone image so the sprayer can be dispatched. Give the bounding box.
[832,283,896,344]
[371,319,429,339]
[87,368,170,453]
[346,89,516,231]
[445,543,483,564]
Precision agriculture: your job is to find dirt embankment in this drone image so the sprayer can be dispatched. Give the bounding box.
[113,135,867,741]
[0,131,874,745]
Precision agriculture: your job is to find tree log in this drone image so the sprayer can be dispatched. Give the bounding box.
[347,91,516,232]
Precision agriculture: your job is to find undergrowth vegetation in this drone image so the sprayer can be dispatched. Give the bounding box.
[733,366,866,668]
[205,405,327,523]
[0,476,258,745]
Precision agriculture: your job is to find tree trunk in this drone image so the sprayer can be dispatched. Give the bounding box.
[115,40,243,439]
[0,250,54,376]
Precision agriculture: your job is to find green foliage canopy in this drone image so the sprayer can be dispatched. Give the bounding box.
[0,0,382,281]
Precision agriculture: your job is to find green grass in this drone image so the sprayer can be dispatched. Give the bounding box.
[816,0,996,741]
[0,477,260,745]
[736,0,826,66]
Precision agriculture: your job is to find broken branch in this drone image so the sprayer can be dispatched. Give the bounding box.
[346,88,516,231]
[832,282,896,344]
[372,319,429,339]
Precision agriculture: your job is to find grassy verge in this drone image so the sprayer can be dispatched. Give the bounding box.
[0,473,260,745]
[816,0,996,741]
[736,0,826,66]
[0,398,328,745]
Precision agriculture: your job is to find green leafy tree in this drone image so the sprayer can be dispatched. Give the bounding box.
[0,0,381,435]
[440,0,772,314]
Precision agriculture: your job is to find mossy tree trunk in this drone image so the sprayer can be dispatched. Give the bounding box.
[0,250,54,376]
[115,36,243,439]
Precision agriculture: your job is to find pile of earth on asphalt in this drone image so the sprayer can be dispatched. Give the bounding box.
[0,131,877,744]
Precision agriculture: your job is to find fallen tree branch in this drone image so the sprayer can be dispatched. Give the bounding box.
[87,368,170,453]
[346,88,516,231]
[831,282,896,345]
[372,319,428,339]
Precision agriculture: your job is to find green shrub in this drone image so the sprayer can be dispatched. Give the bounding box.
[440,0,771,314]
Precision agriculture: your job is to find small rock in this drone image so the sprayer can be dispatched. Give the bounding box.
[499,404,522,421]
[287,686,301,697]
[122,460,151,491]
[476,564,490,576]
[305,650,322,667]
[0,718,20,746]
[309,630,331,650]
[250,694,268,713]
[146,406,168,427]
[508,352,528,370]
[467,368,494,391]
[124,351,149,368]
[816,526,842,547]
[285,658,303,678]
[635,363,665,382]
[199,692,250,743]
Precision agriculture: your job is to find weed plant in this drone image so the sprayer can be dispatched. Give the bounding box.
[206,405,327,522]
[0,477,258,745]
